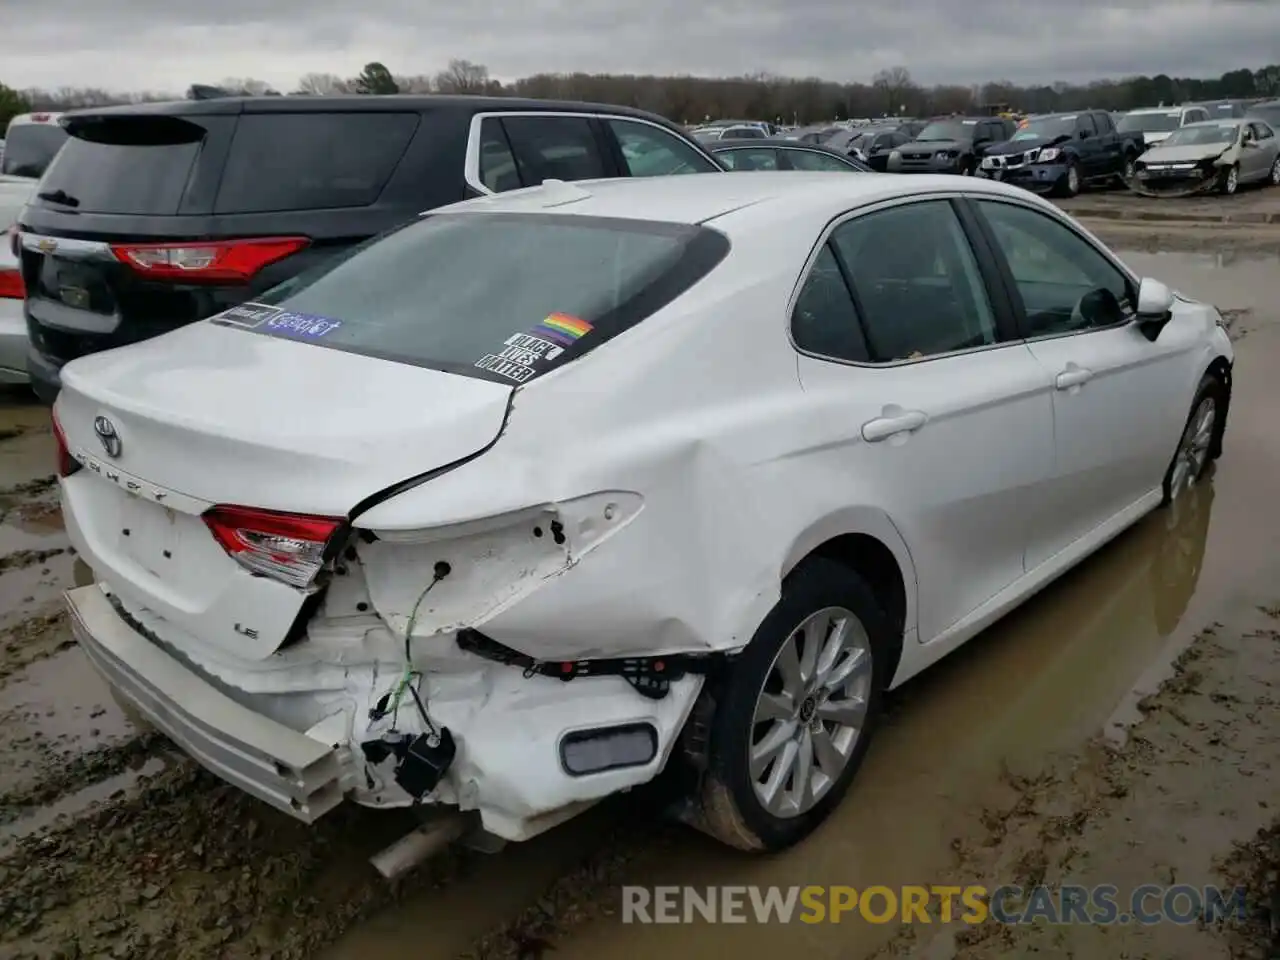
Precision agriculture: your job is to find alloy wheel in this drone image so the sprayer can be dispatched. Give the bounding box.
[1169,396,1217,498]
[748,606,873,818]
[1067,164,1080,194]
[1224,166,1239,195]
[1271,156,1280,185]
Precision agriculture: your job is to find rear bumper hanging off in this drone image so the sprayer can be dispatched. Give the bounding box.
[65,584,705,840]
[66,584,351,821]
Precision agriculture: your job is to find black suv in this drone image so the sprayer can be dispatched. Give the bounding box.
[887,116,1015,175]
[17,95,722,403]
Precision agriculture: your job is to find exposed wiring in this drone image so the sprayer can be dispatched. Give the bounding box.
[388,561,451,736]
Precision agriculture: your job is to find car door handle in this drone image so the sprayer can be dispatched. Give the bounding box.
[862,410,927,442]
[1055,366,1094,390]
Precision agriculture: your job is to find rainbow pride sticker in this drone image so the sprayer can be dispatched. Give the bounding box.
[533,313,593,345]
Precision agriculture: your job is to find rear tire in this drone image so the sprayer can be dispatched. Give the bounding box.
[1161,375,1225,506]
[1118,152,1136,186]
[690,558,890,852]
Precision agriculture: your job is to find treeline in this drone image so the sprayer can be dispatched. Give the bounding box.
[5,61,1280,130]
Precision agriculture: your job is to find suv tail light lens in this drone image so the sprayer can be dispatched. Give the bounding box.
[0,267,22,300]
[51,408,80,478]
[204,505,343,588]
[110,237,310,284]
[0,228,23,299]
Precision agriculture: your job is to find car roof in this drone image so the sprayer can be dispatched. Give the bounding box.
[1127,107,1183,114]
[1179,119,1241,128]
[435,171,1045,234]
[59,95,679,123]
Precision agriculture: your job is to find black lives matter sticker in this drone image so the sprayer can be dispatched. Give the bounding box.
[474,332,566,383]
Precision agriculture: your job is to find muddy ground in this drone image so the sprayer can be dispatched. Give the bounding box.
[1,187,1278,960]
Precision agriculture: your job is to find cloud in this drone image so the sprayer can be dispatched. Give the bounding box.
[3,0,1278,93]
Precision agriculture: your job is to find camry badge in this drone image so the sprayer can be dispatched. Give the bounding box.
[93,416,122,458]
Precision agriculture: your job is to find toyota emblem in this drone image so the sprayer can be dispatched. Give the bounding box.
[93,416,122,458]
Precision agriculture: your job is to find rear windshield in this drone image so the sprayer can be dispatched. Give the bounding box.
[214,212,730,383]
[34,111,418,216]
[37,129,199,215]
[1117,112,1181,134]
[0,122,69,178]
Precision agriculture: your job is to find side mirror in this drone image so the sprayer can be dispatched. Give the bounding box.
[1136,277,1175,341]
[1078,129,1089,140]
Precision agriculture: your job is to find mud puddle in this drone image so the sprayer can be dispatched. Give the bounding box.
[1117,249,1280,343]
[432,256,1280,958]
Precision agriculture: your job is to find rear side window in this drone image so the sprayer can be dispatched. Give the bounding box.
[478,119,521,192]
[232,212,730,383]
[499,116,608,184]
[718,148,779,170]
[0,122,68,178]
[214,112,418,213]
[36,118,200,215]
[608,119,718,176]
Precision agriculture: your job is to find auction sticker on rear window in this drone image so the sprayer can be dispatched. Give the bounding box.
[261,311,343,338]
[210,302,281,329]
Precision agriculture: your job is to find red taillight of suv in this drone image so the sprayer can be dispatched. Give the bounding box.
[0,267,22,299]
[203,505,344,588]
[109,237,310,284]
[0,227,23,299]
[51,407,80,478]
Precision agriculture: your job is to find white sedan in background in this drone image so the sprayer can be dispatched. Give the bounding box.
[58,172,1232,857]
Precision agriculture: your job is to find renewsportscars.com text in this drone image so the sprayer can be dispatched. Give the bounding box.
[621,884,1248,925]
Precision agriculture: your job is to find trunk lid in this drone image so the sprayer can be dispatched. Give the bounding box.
[58,319,512,513]
[57,321,511,659]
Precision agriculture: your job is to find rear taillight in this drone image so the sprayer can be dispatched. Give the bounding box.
[0,267,22,299]
[203,505,343,588]
[0,228,22,299]
[51,407,80,478]
[109,237,310,284]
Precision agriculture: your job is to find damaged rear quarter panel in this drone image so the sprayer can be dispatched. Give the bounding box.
[352,219,920,662]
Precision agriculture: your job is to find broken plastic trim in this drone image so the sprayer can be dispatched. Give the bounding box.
[456,628,716,701]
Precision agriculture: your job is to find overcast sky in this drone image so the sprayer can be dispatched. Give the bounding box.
[5,0,1279,93]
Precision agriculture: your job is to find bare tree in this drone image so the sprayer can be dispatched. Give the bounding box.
[394,74,436,94]
[434,59,491,95]
[296,73,350,96]
[218,77,275,96]
[871,66,914,114]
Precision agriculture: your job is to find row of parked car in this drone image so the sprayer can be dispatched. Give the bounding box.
[696,99,1280,201]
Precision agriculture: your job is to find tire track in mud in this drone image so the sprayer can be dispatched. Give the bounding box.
[860,605,1280,959]
[0,756,479,959]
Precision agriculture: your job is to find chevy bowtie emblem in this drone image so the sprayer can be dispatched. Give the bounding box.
[35,237,57,254]
[93,416,122,458]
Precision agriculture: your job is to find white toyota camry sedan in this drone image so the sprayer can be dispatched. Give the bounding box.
[56,172,1233,855]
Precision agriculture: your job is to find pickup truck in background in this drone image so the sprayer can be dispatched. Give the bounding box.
[978,109,1145,197]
